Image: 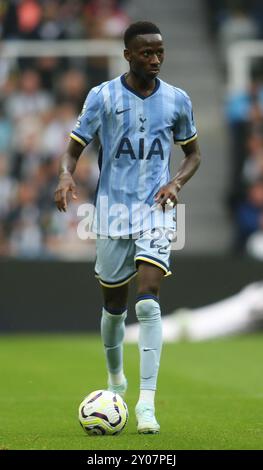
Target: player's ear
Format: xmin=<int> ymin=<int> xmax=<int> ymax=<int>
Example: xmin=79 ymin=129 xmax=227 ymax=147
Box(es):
xmin=124 ymin=48 xmax=131 ymax=63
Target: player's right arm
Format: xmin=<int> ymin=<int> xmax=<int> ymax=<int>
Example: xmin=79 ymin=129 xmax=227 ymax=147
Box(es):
xmin=55 ymin=86 xmax=102 ymax=212
xmin=54 ymin=139 xmax=83 ymax=212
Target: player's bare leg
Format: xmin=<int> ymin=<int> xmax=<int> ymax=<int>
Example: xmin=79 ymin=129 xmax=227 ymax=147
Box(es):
xmin=135 ymin=262 xmax=164 ymax=433
xmin=102 ymin=284 xmax=129 ymax=312
xmin=100 ymin=284 xmax=129 ymax=397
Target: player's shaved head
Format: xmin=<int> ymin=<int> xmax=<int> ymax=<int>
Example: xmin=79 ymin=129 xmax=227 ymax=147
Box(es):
xmin=124 ymin=21 xmax=162 ymax=48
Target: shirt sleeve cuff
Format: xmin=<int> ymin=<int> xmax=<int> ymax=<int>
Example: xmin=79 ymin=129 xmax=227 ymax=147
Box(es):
xmin=70 ymin=132 xmax=89 ymax=147
xmin=174 ymin=133 xmax=197 ymax=145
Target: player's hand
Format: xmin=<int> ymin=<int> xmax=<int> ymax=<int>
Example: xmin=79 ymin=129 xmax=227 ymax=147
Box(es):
xmin=154 ymin=181 xmax=181 ymax=210
xmin=54 ymin=173 xmax=77 ymax=212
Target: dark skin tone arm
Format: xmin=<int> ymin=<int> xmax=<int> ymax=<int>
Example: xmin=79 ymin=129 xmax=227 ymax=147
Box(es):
xmin=54 ymin=139 xmax=84 ymax=212
xmin=154 ymin=138 xmax=201 ymax=208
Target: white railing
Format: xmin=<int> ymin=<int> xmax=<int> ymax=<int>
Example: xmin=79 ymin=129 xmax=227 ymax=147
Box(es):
xmin=0 ymin=39 xmax=126 ymax=79
xmin=227 ymin=40 xmax=263 ymax=93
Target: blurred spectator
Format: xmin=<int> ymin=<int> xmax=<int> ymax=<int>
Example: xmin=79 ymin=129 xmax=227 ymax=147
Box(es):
xmin=219 ymin=7 xmax=258 ymax=46
xmin=236 ymin=178 xmax=263 ymax=252
xmin=45 ymin=188 xmax=96 ymax=261
xmin=225 ymin=72 xmax=263 ymax=254
xmin=5 ymin=69 xmax=53 ymax=120
xmin=243 ymin=133 xmax=263 ymax=183
xmin=11 ymin=114 xmax=44 ymax=180
xmin=37 ymin=0 xmax=65 ymax=40
xmin=8 ymin=180 xmax=43 ymax=258
xmin=0 ymin=152 xmax=17 ymax=218
xmin=35 ymin=157 xmax=60 ymax=211
xmin=17 ymin=0 xmax=42 ymax=39
xmin=203 ymin=0 xmax=263 ymax=40
xmin=1 ymin=0 xmax=20 ymax=39
xmin=251 ymin=0 xmax=263 ymax=38
xmin=225 ymin=84 xmax=254 ymax=214
xmin=56 ymin=69 xmax=87 ymax=110
xmin=58 ymin=0 xmax=86 ymax=40
xmin=41 ymin=100 xmax=78 ymax=158
xmin=218 ymin=7 xmax=259 ymax=65
xmin=0 ymin=104 xmax=13 ymax=152
xmin=36 ymin=57 xmax=63 ymax=91
xmin=84 ymin=0 xmax=129 ymax=39
xmin=74 ymin=150 xmax=100 ymax=201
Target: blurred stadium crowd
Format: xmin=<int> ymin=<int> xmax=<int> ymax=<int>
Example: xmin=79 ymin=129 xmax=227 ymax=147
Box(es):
xmin=0 ymin=0 xmax=129 ymax=40
xmin=205 ymin=0 xmax=263 ymax=257
xmin=0 ymin=0 xmax=129 ymax=259
xmin=1 ymin=0 xmax=263 ymax=259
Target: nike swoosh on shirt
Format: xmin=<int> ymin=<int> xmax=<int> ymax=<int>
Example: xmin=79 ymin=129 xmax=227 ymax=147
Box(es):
xmin=116 ymin=108 xmax=131 ymax=114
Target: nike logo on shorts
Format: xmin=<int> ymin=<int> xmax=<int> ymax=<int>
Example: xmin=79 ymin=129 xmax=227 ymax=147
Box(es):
xmin=116 ymin=108 xmax=131 ymax=114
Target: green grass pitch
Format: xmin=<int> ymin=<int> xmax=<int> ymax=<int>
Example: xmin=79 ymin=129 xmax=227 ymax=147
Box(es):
xmin=0 ymin=333 xmax=262 ymax=450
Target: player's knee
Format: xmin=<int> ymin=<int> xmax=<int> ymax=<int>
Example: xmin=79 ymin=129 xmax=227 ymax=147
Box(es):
xmin=135 ymin=297 xmax=160 ymax=322
xmin=102 ymin=285 xmax=128 ymax=314
xmin=104 ymin=300 xmax=127 ymax=314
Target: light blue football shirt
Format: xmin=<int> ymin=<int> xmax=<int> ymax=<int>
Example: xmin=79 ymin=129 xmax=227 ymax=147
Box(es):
xmin=70 ymin=74 xmax=197 ymax=236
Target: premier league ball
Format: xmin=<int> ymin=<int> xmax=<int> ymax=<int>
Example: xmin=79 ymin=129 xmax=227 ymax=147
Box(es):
xmin=78 ymin=390 xmax=128 ymax=435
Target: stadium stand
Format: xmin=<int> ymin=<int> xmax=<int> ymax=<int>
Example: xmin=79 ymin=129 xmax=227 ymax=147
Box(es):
xmin=203 ymin=0 xmax=263 ymax=256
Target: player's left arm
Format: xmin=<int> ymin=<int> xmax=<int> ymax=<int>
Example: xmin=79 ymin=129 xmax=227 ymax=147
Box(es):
xmin=154 ymin=138 xmax=201 ymax=208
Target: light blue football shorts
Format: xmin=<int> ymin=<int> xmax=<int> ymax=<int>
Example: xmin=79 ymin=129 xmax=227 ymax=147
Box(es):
xmin=94 ymin=228 xmax=175 ymax=288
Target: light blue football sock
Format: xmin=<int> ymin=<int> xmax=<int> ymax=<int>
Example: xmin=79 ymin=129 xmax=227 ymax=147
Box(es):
xmin=135 ymin=296 xmax=163 ymax=391
xmin=101 ymin=307 xmax=127 ymax=376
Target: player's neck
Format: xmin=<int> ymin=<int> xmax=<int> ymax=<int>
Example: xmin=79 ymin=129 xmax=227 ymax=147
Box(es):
xmin=125 ymin=72 xmax=156 ymax=97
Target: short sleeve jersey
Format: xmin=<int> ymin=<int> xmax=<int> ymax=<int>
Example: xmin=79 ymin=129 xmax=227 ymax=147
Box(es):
xmin=71 ymin=74 xmax=197 ymax=236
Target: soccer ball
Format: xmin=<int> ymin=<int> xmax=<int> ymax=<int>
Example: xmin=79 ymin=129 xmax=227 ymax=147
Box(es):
xmin=78 ymin=390 xmax=128 ymax=435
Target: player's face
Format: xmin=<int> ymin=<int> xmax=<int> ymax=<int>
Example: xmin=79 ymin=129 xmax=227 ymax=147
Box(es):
xmin=124 ymin=34 xmax=164 ymax=81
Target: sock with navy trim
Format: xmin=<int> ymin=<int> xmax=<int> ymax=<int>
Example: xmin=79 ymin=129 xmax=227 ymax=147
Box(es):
xmin=135 ymin=296 xmax=162 ymax=392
